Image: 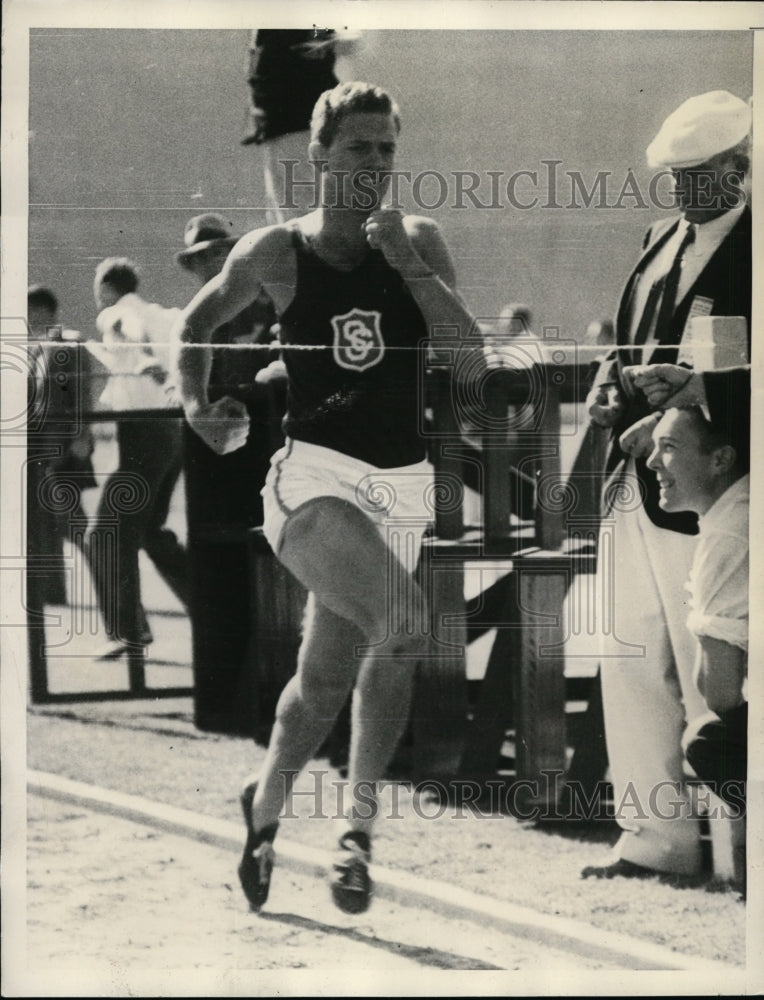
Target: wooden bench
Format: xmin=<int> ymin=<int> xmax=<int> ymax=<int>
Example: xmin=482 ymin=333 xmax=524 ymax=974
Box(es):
xmin=405 ymin=358 xmax=603 ymax=804
xmin=410 ymin=535 xmax=597 ymax=807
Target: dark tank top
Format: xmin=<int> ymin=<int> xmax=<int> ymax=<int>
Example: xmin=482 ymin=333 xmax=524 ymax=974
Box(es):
xmin=278 ymin=228 xmax=428 ymax=468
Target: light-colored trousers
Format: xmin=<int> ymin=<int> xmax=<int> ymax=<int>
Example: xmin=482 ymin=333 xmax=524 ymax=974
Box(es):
xmin=597 ymin=468 xmax=706 ymax=874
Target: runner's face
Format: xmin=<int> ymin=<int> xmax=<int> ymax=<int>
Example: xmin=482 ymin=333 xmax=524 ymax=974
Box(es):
xmin=321 ymin=112 xmax=397 ymax=211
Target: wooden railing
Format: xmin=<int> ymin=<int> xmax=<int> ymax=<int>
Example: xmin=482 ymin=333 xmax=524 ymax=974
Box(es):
xmin=408 ymin=359 xmax=607 ymax=806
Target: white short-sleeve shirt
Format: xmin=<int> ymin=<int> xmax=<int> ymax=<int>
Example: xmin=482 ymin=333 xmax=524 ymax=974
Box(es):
xmin=686 ymin=474 xmax=749 ymax=652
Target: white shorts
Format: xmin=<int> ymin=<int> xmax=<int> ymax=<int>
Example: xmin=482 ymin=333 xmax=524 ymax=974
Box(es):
xmin=262 ymin=439 xmax=435 ymax=574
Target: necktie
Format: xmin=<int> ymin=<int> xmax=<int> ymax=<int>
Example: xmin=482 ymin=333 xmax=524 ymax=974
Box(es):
xmin=633 ymin=223 xmax=696 ymax=354
xmin=652 ymin=222 xmax=696 ymax=347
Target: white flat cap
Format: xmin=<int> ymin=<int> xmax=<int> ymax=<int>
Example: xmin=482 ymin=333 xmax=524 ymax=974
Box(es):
xmin=646 ymin=90 xmax=751 ymax=169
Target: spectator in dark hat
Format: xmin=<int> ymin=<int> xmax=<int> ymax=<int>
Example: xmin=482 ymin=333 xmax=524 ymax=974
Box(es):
xmin=175 ymin=212 xmax=278 ymax=389
xmin=175 ymin=213 xmax=238 ymax=278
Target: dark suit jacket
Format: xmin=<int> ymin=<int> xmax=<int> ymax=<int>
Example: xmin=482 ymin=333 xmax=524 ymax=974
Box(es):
xmin=592 ymin=206 xmax=752 ymax=533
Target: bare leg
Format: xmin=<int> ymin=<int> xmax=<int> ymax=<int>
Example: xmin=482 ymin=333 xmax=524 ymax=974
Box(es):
xmin=251 ymin=496 xmax=427 ymax=834
xmin=251 ymin=594 xmax=364 ymax=830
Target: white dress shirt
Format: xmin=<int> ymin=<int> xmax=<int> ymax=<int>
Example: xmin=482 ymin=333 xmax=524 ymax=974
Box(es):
xmin=629 ymin=204 xmax=745 ymax=346
xmin=96 ymin=292 xmax=181 ymax=410
xmin=685 ymin=473 xmax=749 ymax=651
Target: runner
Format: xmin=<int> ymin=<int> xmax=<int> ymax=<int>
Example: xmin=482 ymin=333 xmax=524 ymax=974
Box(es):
xmin=175 ymin=81 xmax=482 ymax=914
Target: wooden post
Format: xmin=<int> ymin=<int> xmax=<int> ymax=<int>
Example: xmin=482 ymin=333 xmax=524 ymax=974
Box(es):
xmin=26 ymin=591 xmax=49 ymax=704
xmin=512 ymin=559 xmax=569 ymax=809
xmin=534 ymin=379 xmax=564 ymax=551
xmin=482 ymin=370 xmax=512 ymax=545
xmin=457 ymin=563 xmax=519 ymax=783
xmin=427 ymin=366 xmax=464 ymax=541
xmin=411 ymin=540 xmax=468 ymax=781
xmin=456 ymin=550 xmax=571 ymax=810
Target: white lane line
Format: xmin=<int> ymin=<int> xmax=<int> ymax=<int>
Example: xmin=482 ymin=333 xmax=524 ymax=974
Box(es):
xmin=27 ymin=768 xmax=744 ymax=977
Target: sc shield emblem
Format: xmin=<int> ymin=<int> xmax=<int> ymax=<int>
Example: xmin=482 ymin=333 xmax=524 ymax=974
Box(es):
xmin=331 ymin=309 xmax=385 ymax=372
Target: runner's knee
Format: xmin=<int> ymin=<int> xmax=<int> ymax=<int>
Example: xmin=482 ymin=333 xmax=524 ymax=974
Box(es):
xmin=278 ymin=497 xmax=428 ymax=643
xmin=280 ymin=598 xmax=364 ymax=719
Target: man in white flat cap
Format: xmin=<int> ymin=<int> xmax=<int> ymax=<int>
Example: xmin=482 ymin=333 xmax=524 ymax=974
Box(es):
xmin=583 ymin=91 xmax=751 ymax=881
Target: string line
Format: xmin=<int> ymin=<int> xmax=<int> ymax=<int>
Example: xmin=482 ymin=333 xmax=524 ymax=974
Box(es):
xmin=26 ymin=340 xmax=729 ymax=354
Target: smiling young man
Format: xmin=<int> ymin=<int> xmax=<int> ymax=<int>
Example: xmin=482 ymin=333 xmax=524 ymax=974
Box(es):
xmin=175 ymin=82 xmax=481 ymax=915
xmin=646 ymin=406 xmax=749 ymax=826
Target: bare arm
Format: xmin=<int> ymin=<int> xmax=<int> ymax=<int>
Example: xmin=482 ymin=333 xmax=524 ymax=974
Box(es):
xmin=174 ymin=227 xmax=292 ymax=453
xmin=694 ymin=636 xmax=747 ymax=715
xmin=176 ymin=243 xmax=264 ymax=408
xmin=364 ymin=211 xmax=482 ymax=373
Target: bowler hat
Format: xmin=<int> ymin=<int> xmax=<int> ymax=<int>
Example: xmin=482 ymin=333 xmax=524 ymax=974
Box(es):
xmin=175 ymin=213 xmax=238 ymax=269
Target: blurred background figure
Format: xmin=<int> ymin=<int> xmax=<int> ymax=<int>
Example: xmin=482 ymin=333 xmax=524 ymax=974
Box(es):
xmin=175 ymin=213 xmax=281 ymax=734
xmin=497 ymin=302 xmax=534 ymax=338
xmin=242 ymin=28 xmax=360 ymax=223
xmin=494 ymin=302 xmax=542 ymax=363
xmin=479 ymin=303 xmax=540 ymax=371
xmin=585 ymin=318 xmax=615 ymax=347
xmin=87 ymin=258 xmax=188 ymax=659
xmin=585 ymin=319 xmax=616 ymax=374
xmin=27 ymin=285 xmax=96 ymax=608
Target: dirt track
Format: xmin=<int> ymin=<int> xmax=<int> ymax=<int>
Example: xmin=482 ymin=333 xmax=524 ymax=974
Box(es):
xmin=24 ymin=794 xmax=623 ymax=992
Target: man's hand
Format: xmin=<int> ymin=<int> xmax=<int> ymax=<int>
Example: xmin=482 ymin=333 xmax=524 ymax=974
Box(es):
xmin=364 ymin=209 xmax=423 ymax=275
xmin=586 ymin=382 xmax=625 ymax=428
xmin=618 ymin=412 xmax=661 ymax=459
xmin=185 ymin=396 xmax=250 ymax=455
xmin=622 ymin=363 xmax=701 ymax=409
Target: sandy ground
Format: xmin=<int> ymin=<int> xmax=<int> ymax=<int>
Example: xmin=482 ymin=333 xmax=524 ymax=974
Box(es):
xmin=24 ymin=794 xmax=621 ymax=985
xmin=23 ymin=705 xmax=749 ymax=974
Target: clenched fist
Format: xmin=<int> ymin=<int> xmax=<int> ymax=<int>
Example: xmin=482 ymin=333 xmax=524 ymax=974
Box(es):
xmin=364 ymin=209 xmax=420 ymax=273
xmin=622 ymin=364 xmax=700 ymax=409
